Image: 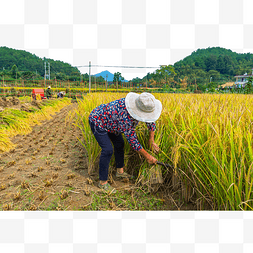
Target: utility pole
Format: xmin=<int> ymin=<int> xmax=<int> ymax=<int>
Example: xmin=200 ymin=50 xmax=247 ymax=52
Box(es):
xmin=89 ymin=61 xmax=91 ymax=93
xmin=44 ymin=61 xmax=51 ymax=88
xmin=44 ymin=62 xmax=47 ymax=80
xmin=44 ymin=61 xmax=46 ymax=88
xmin=44 ymin=61 xmax=50 ymax=80
xmin=95 ymin=75 xmax=96 ymax=92
xmin=106 ymin=74 xmax=108 ymax=92
xmin=48 ymin=62 xmax=50 ymax=80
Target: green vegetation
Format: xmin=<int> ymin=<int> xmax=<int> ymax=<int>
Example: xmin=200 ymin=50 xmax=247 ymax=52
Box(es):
xmin=83 ymin=190 xmax=165 ymax=211
xmin=0 ymin=46 xmax=81 ymax=81
xmin=138 ymin=47 xmax=253 ymax=92
xmin=2 ymin=46 xmax=253 ymax=93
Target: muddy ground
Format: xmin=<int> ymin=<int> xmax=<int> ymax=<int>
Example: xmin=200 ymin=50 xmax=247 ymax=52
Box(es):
xmin=0 ymin=103 xmax=196 ymax=211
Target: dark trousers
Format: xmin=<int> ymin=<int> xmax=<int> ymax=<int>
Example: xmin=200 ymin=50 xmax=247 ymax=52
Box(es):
xmin=89 ymin=120 xmax=124 ymax=181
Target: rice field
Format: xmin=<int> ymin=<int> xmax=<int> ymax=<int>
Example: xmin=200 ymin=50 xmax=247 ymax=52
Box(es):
xmin=74 ymin=93 xmax=253 ymax=210
xmin=0 ymin=98 xmax=72 ymax=152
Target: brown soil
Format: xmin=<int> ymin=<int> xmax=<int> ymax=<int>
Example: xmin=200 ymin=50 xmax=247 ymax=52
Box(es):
xmin=0 ymin=103 xmax=135 ymax=211
xmin=0 ymin=103 xmax=197 ymax=211
xmin=0 ymin=96 xmax=43 ymax=112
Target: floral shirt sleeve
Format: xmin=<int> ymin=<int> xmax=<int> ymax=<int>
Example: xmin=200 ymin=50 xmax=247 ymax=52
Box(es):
xmin=89 ymin=98 xmax=156 ymax=151
xmin=146 ymin=122 xmax=156 ymax=132
xmin=122 ymin=126 xmax=142 ymax=151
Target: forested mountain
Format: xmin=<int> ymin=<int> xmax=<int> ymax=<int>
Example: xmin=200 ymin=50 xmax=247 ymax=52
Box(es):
xmin=0 ymin=47 xmax=80 ymax=80
xmin=2 ymin=46 xmax=253 ymax=91
xmin=139 ymin=47 xmax=253 ymax=91
xmin=174 ymin=47 xmax=253 ymax=79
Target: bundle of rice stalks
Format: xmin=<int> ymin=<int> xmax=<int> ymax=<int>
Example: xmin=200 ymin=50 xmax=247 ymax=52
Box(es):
xmin=29 ymin=204 xmax=37 ymax=211
xmin=3 ymin=203 xmax=12 ymax=211
xmin=60 ymin=190 xmax=68 ymax=200
xmin=137 ymin=163 xmax=164 ymax=192
xmin=13 ymin=191 xmax=21 ymax=201
xmin=44 ymin=179 xmax=53 ymax=187
xmin=21 ymin=181 xmax=30 ymax=190
xmin=67 ymin=173 xmax=75 ymax=180
xmin=38 ymin=190 xmax=45 ymax=201
xmin=0 ymin=184 xmax=7 ymax=191
xmin=0 ymin=130 xmax=14 ymax=152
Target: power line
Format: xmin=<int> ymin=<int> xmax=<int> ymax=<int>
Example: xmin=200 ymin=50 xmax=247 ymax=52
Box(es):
xmin=75 ymin=65 xmax=159 ymax=69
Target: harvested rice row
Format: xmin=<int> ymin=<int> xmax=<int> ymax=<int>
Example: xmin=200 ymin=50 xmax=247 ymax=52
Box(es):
xmin=0 ymin=98 xmax=71 ymax=152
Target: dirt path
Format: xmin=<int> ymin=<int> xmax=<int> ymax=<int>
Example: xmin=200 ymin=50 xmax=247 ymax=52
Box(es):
xmin=0 ymin=103 xmax=196 ymax=211
xmin=0 ymin=103 xmax=136 ymax=211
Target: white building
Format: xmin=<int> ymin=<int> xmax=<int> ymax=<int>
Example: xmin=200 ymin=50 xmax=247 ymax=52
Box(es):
xmin=234 ymin=69 xmax=253 ymax=88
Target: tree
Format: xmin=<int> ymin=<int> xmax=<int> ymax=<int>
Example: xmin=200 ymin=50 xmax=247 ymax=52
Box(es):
xmin=195 ymin=58 xmax=206 ymax=69
xmin=149 ymin=78 xmax=156 ymax=88
xmin=156 ymin=65 xmax=176 ymax=88
xmin=113 ymin=72 xmax=124 ymax=83
xmin=21 ymin=71 xmax=36 ymax=80
xmin=245 ymin=76 xmax=253 ymax=94
xmin=179 ymin=77 xmax=188 ymax=89
xmin=208 ymin=70 xmax=220 ymax=82
xmin=216 ymin=56 xmax=225 ymax=74
xmin=205 ymin=55 xmax=217 ymax=71
xmin=131 ymin=77 xmax=141 ymax=87
xmin=56 ymin=72 xmax=67 ymax=80
xmin=11 ymin=64 xmax=18 ymax=78
xmin=96 ymin=76 xmax=105 ymax=83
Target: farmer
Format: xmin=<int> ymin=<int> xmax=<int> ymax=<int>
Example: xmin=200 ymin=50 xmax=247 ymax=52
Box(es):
xmin=89 ymin=92 xmax=162 ymax=192
xmin=45 ymin=86 xmax=52 ymax=99
xmin=57 ymin=91 xmax=64 ymax=98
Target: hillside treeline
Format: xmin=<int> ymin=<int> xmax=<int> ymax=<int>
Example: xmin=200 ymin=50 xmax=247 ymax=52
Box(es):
xmin=138 ymin=47 xmax=253 ymax=92
xmin=0 ymin=47 xmax=81 ymax=81
xmin=2 ymin=46 xmax=253 ymax=92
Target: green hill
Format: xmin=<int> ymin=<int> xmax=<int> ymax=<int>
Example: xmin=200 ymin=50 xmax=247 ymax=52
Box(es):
xmin=139 ymin=47 xmax=253 ymax=92
xmin=0 ymin=47 xmax=80 ymax=80
xmin=174 ymin=47 xmax=253 ymax=76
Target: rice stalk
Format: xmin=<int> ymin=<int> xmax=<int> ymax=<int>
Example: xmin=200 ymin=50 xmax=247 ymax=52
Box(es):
xmin=73 ymin=92 xmax=253 ymax=210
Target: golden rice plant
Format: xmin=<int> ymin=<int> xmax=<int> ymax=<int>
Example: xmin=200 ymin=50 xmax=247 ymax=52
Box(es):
xmin=74 ymin=92 xmax=253 ymax=210
xmin=72 ymin=93 xmax=125 ymax=174
xmin=155 ymin=93 xmax=253 ymax=210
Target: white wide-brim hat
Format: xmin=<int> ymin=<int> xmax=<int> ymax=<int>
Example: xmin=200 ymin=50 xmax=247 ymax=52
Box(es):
xmin=125 ymin=92 xmax=162 ymax=123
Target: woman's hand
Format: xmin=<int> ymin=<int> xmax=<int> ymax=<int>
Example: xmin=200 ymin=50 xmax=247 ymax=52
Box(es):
xmin=138 ymin=148 xmax=157 ymax=165
xmin=149 ymin=141 xmax=160 ymax=153
xmin=148 ymin=131 xmax=160 ymax=153
xmin=146 ymin=154 xmax=158 ymax=165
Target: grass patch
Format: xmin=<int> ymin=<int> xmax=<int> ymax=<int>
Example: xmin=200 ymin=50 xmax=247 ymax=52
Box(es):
xmin=83 ymin=189 xmax=165 ymax=211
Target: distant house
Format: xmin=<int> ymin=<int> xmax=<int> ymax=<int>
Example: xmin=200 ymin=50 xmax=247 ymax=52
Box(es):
xmin=220 ymin=82 xmax=235 ymax=89
xmin=234 ymin=69 xmax=253 ymax=88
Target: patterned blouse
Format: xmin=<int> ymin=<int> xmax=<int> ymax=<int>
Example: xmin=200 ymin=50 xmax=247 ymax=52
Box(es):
xmin=89 ymin=98 xmax=156 ymax=151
